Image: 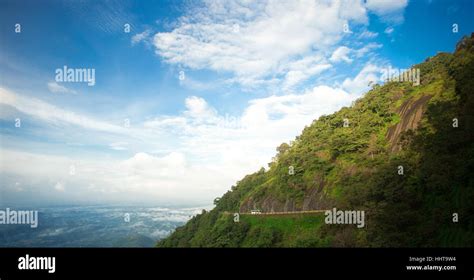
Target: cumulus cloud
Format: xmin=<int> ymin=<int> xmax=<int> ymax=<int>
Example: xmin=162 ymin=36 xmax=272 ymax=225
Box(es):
xmin=281 ymin=55 xmax=332 ymax=90
xmin=183 ymin=96 xmax=218 ymax=121
xmin=241 ymin=85 xmax=356 ymax=132
xmin=152 ymin=0 xmax=372 ymax=88
xmin=365 ymin=0 xmax=409 ymax=23
xmin=0 ymin=1 xmax=411 ymax=206
xmin=342 ymin=63 xmax=383 ymax=94
xmin=149 ymin=0 xmax=410 ymax=91
xmin=1 ymin=83 xmax=360 ymax=205
xmin=365 ymin=0 xmax=409 ymax=14
xmin=144 ymin=85 xmax=359 ymax=179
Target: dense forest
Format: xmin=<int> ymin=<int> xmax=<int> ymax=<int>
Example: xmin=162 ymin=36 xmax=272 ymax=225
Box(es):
xmin=157 ymin=34 xmax=474 ymax=247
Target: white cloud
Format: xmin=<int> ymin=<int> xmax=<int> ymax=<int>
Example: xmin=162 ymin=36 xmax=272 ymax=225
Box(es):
xmin=330 ymin=46 xmax=353 ymax=63
xmin=153 ymin=0 xmax=370 ymax=88
xmin=1 ymin=83 xmax=360 ymax=205
xmin=150 ymin=0 xmax=410 ymax=90
xmin=47 ymin=82 xmax=77 ymax=94
xmin=183 ymin=96 xmax=218 ymax=121
xmin=241 ymin=85 xmax=356 ymax=131
xmin=145 ymin=85 xmax=358 ymax=177
xmin=354 ymin=42 xmax=383 ymax=58
xmin=365 ymin=0 xmax=408 ymax=14
xmin=0 ymin=148 xmax=234 ymax=205
xmin=121 ymin=152 xmax=186 ymax=176
xmin=384 ymin=26 xmax=394 ymax=34
xmin=0 ymin=87 xmax=124 ymax=134
xmin=358 ymin=29 xmax=378 ymax=39
xmin=143 ymin=116 xmax=187 ymax=130
xmin=1 ymin=1 xmax=413 ymax=207
xmin=365 ymin=0 xmax=409 ymax=23
xmin=281 ymin=55 xmax=332 ymax=90
xmin=342 ymin=63 xmax=383 ymax=94
xmin=131 ymin=29 xmax=151 ymax=45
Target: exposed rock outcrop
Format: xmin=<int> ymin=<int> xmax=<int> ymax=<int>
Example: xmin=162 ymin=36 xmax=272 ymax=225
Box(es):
xmin=239 ymin=178 xmax=331 ymax=213
xmin=387 ymin=95 xmax=432 ymax=152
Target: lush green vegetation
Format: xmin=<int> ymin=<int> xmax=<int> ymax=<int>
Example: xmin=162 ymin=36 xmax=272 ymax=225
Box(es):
xmin=157 ymin=212 xmax=330 ymax=247
xmin=158 ymin=34 xmax=474 ymax=248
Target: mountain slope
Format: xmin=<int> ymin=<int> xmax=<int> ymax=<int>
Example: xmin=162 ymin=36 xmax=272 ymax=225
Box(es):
xmin=157 ymin=34 xmax=474 ymax=247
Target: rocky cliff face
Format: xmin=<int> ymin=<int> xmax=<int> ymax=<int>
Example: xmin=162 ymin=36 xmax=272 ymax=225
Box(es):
xmin=387 ymin=95 xmax=432 ymax=152
xmin=239 ymin=182 xmax=331 ymax=213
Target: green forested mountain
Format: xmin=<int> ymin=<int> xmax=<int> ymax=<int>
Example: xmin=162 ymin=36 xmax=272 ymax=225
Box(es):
xmin=157 ymin=34 xmax=474 ymax=248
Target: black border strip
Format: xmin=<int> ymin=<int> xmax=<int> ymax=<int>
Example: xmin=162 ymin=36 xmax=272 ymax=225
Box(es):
xmin=0 ymin=248 xmax=472 ymax=279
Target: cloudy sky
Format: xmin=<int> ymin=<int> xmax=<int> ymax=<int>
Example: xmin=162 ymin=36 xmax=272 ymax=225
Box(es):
xmin=1 ymin=0 xmax=473 ymax=206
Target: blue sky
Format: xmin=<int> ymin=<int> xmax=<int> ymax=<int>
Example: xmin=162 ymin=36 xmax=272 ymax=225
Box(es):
xmin=1 ymin=0 xmax=473 ymax=206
